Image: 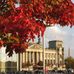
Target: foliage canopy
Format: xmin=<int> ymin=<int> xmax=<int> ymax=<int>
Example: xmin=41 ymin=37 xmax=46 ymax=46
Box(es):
xmin=0 ymin=0 xmax=74 ymax=56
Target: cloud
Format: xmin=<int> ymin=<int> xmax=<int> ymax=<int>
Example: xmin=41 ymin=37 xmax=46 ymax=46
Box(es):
xmin=43 ymin=25 xmax=74 ymax=58
xmin=32 ymin=25 xmax=74 ymax=58
xmin=71 ymin=0 xmax=74 ymax=3
xmin=44 ymin=25 xmax=67 ymax=41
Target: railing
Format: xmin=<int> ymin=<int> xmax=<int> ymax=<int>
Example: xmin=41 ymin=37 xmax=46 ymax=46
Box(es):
xmin=0 ymin=70 xmax=72 ymax=74
xmin=0 ymin=71 xmax=42 ymax=74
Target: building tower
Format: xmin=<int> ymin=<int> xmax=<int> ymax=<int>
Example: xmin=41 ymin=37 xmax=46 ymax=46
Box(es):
xmin=68 ymin=48 xmax=70 ymax=57
xmin=48 ymin=40 xmax=64 ymax=68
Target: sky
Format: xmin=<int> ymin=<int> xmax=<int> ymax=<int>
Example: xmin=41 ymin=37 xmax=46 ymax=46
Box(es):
xmin=44 ymin=25 xmax=74 ymax=58
xmin=72 ymin=0 xmax=74 ymax=3
xmin=0 ymin=47 xmax=18 ymax=62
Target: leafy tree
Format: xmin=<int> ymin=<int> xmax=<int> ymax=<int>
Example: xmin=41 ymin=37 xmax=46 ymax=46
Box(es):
xmin=0 ymin=0 xmax=74 ymax=56
xmin=65 ymin=57 xmax=74 ymax=69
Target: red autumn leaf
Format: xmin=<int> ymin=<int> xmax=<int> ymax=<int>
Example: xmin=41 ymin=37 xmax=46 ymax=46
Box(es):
xmin=0 ymin=0 xmax=74 ymax=56
xmin=0 ymin=40 xmax=4 ymax=48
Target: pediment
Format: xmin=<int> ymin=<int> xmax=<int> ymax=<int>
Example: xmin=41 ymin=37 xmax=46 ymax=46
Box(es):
xmin=28 ymin=43 xmax=42 ymax=49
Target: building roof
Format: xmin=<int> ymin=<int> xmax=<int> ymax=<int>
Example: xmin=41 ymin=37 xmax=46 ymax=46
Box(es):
xmin=28 ymin=43 xmax=43 ymax=49
xmin=49 ymin=40 xmax=63 ymax=42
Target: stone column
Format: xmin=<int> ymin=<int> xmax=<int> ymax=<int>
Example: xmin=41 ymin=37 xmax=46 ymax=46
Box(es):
xmin=26 ymin=52 xmax=28 ymax=63
xmin=32 ymin=52 xmax=34 ymax=64
xmin=46 ymin=53 xmax=48 ymax=65
xmin=36 ymin=52 xmax=39 ymax=63
xmin=38 ymin=52 xmax=40 ymax=62
xmin=56 ymin=51 xmax=58 ymax=67
xmin=40 ymin=52 xmax=42 ymax=61
xmin=17 ymin=53 xmax=23 ymax=71
xmin=30 ymin=52 xmax=33 ymax=63
xmin=22 ymin=53 xmax=25 ymax=63
xmin=29 ymin=52 xmax=31 ymax=63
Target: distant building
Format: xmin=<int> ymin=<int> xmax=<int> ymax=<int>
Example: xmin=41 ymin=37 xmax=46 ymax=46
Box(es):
xmin=0 ymin=61 xmax=17 ymax=72
xmin=0 ymin=61 xmax=5 ymax=72
xmin=49 ymin=40 xmax=63 ymax=49
xmin=5 ymin=61 xmax=17 ymax=72
xmin=21 ymin=40 xmax=65 ymax=70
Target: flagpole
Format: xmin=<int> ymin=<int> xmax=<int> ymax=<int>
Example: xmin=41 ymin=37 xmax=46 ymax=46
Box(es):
xmin=42 ymin=25 xmax=52 ymax=74
xmin=42 ymin=33 xmax=45 ymax=74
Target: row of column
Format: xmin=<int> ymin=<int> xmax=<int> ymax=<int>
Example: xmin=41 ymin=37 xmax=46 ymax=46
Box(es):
xmin=22 ymin=52 xmax=43 ymax=64
xmin=45 ymin=53 xmax=57 ymax=65
xmin=22 ymin=52 xmax=58 ymax=65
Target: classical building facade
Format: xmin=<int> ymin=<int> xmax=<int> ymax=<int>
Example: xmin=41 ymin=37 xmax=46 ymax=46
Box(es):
xmin=21 ymin=40 xmax=65 ymax=70
xmin=0 ymin=40 xmax=65 ymax=71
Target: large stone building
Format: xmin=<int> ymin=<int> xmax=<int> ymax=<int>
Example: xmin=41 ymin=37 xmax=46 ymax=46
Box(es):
xmin=0 ymin=40 xmax=65 ymax=72
xmin=0 ymin=61 xmax=5 ymax=72
xmin=21 ymin=40 xmax=65 ymax=70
